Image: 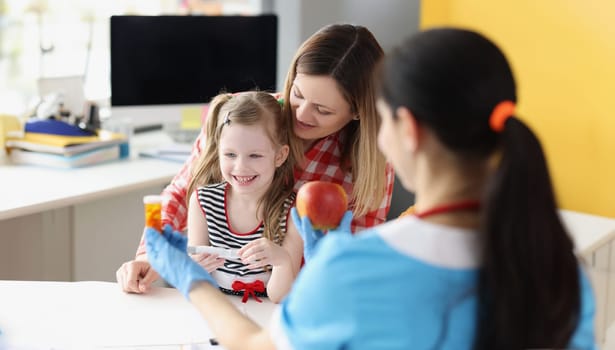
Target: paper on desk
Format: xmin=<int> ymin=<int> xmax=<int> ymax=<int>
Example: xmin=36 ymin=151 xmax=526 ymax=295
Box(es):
xmin=180 ymin=107 xmax=203 ymax=130
xmin=139 ymin=143 xmax=192 ymax=163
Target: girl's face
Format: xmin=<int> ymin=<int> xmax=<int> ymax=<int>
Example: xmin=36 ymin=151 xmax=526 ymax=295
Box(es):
xmin=218 ymin=122 xmax=289 ymax=197
xmin=290 ymin=74 xmax=354 ymax=144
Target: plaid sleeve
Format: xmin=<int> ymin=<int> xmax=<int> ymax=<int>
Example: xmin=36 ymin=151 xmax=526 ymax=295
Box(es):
xmin=135 ymin=127 xmax=207 ymax=257
xmin=350 ymin=162 xmax=395 ymax=232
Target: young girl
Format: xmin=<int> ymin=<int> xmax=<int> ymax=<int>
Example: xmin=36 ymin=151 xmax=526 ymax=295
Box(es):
xmin=184 ymin=91 xmax=303 ymax=303
xmin=145 ymin=28 xmax=596 ymax=349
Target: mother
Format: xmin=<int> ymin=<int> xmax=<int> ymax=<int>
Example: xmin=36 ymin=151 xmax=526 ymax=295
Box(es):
xmin=117 ymin=23 xmax=395 ymax=293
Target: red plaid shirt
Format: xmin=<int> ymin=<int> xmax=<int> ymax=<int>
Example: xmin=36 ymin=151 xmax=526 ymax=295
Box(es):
xmin=136 ymin=127 xmax=394 ymax=257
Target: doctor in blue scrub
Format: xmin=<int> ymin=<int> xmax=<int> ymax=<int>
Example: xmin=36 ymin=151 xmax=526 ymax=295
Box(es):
xmin=145 ymin=28 xmax=597 ymax=349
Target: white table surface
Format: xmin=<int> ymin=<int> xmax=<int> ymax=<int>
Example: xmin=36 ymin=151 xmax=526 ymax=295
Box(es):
xmin=0 ymin=131 xmax=184 ymax=221
xmin=0 ymin=280 xmax=276 ymax=349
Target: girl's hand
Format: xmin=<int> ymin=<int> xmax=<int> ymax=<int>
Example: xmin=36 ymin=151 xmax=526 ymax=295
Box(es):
xmin=190 ymin=252 xmax=226 ymax=273
xmin=238 ymin=238 xmax=290 ymax=270
xmin=145 ymin=226 xmax=218 ymax=299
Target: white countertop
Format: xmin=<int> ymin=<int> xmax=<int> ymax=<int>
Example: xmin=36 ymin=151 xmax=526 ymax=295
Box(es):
xmin=0 ymin=280 xmax=276 ymax=349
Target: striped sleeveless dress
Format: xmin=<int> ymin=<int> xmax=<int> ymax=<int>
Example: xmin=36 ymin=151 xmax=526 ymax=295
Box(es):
xmin=196 ymin=182 xmax=295 ymax=300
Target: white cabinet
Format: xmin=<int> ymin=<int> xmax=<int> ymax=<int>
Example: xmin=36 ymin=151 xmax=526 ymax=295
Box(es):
xmin=561 ymin=210 xmax=615 ymax=346
xmin=0 ymin=186 xmax=164 ymax=281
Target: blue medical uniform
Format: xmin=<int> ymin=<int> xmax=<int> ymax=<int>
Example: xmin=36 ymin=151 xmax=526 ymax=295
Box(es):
xmin=269 ymin=216 xmax=597 ymax=350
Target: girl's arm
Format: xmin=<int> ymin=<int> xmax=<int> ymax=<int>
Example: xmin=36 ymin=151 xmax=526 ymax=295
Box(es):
xmin=188 ymin=190 xmax=225 ymax=273
xmin=187 ymin=190 xmax=210 ymax=246
xmin=238 ymin=220 xmax=303 ymax=303
xmin=264 ymin=221 xmax=303 ymax=303
xmin=189 ymin=281 xmax=276 ymax=350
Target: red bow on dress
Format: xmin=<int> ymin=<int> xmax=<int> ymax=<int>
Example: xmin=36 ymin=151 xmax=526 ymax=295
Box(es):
xmin=232 ymin=280 xmax=265 ymax=303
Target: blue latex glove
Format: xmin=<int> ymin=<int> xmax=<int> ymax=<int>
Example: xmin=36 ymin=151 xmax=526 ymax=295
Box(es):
xmin=290 ymin=208 xmax=353 ymax=262
xmin=145 ymin=225 xmax=218 ymax=299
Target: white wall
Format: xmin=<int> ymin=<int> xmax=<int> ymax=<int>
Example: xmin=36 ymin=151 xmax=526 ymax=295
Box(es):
xmin=273 ymin=0 xmax=421 ymax=90
xmin=272 ymin=0 xmax=420 ymax=218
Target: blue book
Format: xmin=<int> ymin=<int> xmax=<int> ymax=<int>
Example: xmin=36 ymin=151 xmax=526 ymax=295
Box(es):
xmin=7 ymin=144 xmax=126 ymax=169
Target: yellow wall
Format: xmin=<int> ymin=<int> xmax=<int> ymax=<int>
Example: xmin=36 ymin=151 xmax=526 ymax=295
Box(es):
xmin=420 ymin=0 xmax=615 ymax=218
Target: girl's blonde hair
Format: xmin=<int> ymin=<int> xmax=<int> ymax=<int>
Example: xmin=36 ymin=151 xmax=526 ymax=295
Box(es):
xmin=281 ymin=24 xmax=387 ymax=217
xmin=187 ymin=91 xmax=295 ymax=244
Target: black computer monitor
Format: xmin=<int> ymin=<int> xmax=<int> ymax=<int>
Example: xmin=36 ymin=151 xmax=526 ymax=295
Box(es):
xmin=110 ymin=15 xmax=278 ymax=127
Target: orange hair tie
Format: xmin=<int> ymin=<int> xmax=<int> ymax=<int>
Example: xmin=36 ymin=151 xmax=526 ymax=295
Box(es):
xmin=489 ymin=100 xmax=515 ymax=132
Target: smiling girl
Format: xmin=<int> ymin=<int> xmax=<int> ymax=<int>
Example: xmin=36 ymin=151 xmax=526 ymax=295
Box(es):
xmin=184 ymin=91 xmax=302 ymax=303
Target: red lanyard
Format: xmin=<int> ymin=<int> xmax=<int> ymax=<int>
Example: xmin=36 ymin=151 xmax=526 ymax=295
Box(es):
xmin=413 ymin=200 xmax=481 ymax=219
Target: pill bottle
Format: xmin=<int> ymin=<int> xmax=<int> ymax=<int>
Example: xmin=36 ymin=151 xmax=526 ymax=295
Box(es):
xmin=143 ymin=195 xmax=163 ymax=231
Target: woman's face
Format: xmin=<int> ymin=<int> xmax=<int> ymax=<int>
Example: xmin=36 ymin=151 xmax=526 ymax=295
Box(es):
xmin=376 ymin=98 xmax=415 ymax=191
xmin=289 ymin=74 xmax=354 ymax=144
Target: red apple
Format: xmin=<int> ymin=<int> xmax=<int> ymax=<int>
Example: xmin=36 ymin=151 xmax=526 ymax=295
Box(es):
xmin=296 ymin=181 xmax=348 ymax=230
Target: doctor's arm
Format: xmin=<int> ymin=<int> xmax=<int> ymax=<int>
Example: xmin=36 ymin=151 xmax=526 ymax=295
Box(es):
xmin=190 ymin=281 xmax=276 ymax=349
xmin=146 ymin=226 xmax=276 ymax=350
xmin=146 ymin=223 xmax=354 ymax=350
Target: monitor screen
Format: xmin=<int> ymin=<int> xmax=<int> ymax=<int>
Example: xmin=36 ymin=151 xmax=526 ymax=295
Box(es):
xmin=109 ymin=15 xmax=278 ymax=127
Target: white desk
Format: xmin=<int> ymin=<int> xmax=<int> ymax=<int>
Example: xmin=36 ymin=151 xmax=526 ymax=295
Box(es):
xmin=0 ymin=280 xmax=276 ymax=349
xmin=0 ymin=131 xmax=184 ymax=282
xmin=0 ymin=131 xmax=182 ymax=220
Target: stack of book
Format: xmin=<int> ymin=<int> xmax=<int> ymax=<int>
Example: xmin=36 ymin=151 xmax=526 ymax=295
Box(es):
xmin=5 ymin=121 xmax=129 ymax=169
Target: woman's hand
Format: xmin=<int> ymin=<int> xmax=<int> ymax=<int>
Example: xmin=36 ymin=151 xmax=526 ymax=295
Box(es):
xmin=116 ymin=259 xmax=159 ymax=294
xmin=190 ymin=253 xmax=226 ymax=273
xmin=238 ymin=238 xmax=290 ymax=270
